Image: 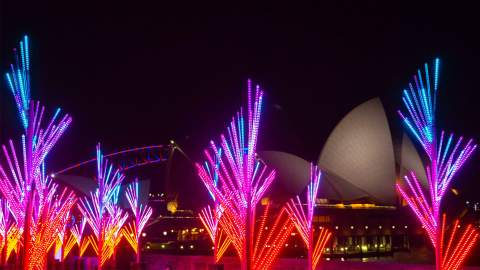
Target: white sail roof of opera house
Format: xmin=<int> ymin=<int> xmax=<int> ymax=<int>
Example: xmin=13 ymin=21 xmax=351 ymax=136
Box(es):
xmin=261 ymin=98 xmax=426 ymax=206
xmin=259 ymin=151 xmax=375 ymax=201
xmin=317 ymin=97 xmax=396 ymax=204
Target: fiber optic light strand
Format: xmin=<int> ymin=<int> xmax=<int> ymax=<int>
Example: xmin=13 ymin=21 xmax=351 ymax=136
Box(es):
xmin=0 ymin=36 xmax=76 ymax=270
xmin=397 ymin=58 xmax=478 ymax=270
xmin=197 ymin=80 xmax=287 ymax=270
xmin=199 ymin=204 xmax=231 ymax=262
xmin=285 ymin=165 xmax=331 ymax=270
xmin=123 ymin=178 xmax=153 ymax=263
xmin=77 ymin=144 xmax=128 ymax=269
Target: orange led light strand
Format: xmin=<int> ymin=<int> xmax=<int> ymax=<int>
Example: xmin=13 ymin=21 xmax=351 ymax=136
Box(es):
xmin=286 ymin=165 xmax=330 ymax=270
xmin=438 ymin=214 xmax=479 ymax=270
xmin=252 ymin=206 xmax=294 ymax=270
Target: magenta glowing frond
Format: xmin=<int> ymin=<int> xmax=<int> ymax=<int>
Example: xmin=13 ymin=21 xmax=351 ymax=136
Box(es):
xmin=286 ymin=165 xmax=321 ymax=244
xmin=78 ymin=144 xmax=125 ymax=239
xmin=77 ymin=144 xmax=128 ymax=269
xmin=199 ymin=205 xmax=220 ymax=242
xmin=0 ymin=102 xmax=72 ymax=229
xmin=397 ymin=59 xmax=478 ymax=270
xmin=199 ymin=204 xmax=231 ymax=262
xmin=0 ymin=36 xmax=76 ymax=270
xmin=196 ymin=80 xmax=277 ymax=268
xmin=125 ymin=179 xmax=152 ymax=239
xmin=432 ymin=132 xmax=476 ymax=202
xmin=286 ymin=165 xmax=330 ymax=270
xmin=124 ymin=179 xmax=152 ymax=262
xmin=398 ymin=59 xmax=476 ymax=210
xmin=0 ymin=107 xmax=72 ymax=270
xmin=85 ymin=201 xmax=128 ymax=268
xmin=397 ymin=172 xmax=436 ymax=246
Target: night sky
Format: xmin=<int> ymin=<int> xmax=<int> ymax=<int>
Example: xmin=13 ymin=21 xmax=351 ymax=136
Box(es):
xmin=1 ymin=1 xmax=480 ymax=209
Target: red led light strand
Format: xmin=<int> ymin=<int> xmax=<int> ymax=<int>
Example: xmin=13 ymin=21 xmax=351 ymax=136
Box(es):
xmin=440 ymin=215 xmax=479 ymax=270
xmin=251 ymin=206 xmax=294 ymax=270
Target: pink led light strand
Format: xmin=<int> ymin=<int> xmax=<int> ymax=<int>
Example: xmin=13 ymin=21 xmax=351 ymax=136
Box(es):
xmin=397 ymin=59 xmax=478 ymax=270
xmin=77 ymin=144 xmax=129 ymax=269
xmin=0 ymin=36 xmax=75 ymax=270
xmin=196 ymin=80 xmax=279 ymax=270
xmin=285 ymin=165 xmax=331 ymax=270
xmin=123 ymin=178 xmax=153 ymax=264
xmin=199 ymin=205 xmax=231 ymax=262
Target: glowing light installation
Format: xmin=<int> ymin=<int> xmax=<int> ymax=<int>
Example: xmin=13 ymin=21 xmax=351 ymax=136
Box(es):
xmin=0 ymin=199 xmax=14 ymax=265
xmin=62 ymin=217 xmax=87 ymax=261
xmin=70 ymin=217 xmax=89 ymax=258
xmin=4 ymin=224 xmax=21 ymax=264
xmin=78 ymin=144 xmax=129 ymax=269
xmin=397 ymin=58 xmax=478 ymax=270
xmin=199 ymin=148 xmax=232 ymax=263
xmin=439 ymin=214 xmax=479 ymax=270
xmin=0 ymin=200 xmax=21 ymax=266
xmin=123 ymin=179 xmax=153 ymax=263
xmin=199 ymin=205 xmax=231 ymax=262
xmin=251 ymin=204 xmax=294 ymax=270
xmin=0 ymin=35 xmax=76 ymax=270
xmin=54 ymin=211 xmax=73 ymax=262
xmin=197 ymin=80 xmax=293 ymax=269
xmin=286 ymin=165 xmax=331 ymax=270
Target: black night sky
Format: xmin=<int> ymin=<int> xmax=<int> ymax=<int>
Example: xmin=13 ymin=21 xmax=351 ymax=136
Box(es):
xmin=1 ymin=1 xmax=480 ymax=209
